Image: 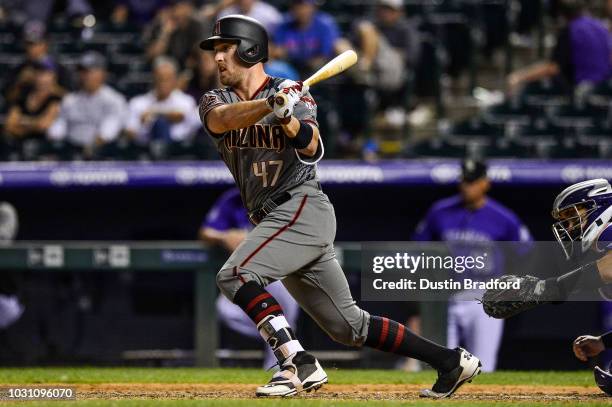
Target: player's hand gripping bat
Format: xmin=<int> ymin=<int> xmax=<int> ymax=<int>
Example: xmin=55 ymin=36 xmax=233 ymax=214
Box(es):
xmin=274 ymin=50 xmax=358 ymax=108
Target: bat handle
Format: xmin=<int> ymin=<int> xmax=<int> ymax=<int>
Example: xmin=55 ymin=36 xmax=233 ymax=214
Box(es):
xmin=274 ymin=93 xmax=289 ymax=108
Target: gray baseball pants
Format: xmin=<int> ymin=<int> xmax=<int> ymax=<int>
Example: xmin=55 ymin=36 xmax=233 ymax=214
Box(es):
xmin=216 ymin=180 xmax=370 ymax=347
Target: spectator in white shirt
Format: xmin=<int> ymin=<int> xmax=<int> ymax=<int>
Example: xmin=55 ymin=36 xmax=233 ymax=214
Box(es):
xmin=217 ymin=0 xmax=282 ymax=34
xmin=125 ymin=56 xmax=200 ymax=146
xmin=48 ymin=51 xmax=127 ymax=157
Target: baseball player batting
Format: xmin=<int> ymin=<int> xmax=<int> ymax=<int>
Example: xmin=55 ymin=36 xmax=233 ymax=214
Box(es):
xmin=198 ymin=14 xmax=481 ymax=398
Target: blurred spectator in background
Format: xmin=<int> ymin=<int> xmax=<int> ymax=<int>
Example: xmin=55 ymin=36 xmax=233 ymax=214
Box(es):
xmin=5 ymin=61 xmax=62 ymax=157
xmin=186 ymin=51 xmax=220 ymax=102
xmin=264 ymin=56 xmax=299 ymax=81
xmin=111 ymin=0 xmax=169 ymax=27
xmin=145 ymin=0 xmax=204 ymax=70
xmin=272 ymin=0 xmax=341 ymax=75
xmin=48 ymin=51 xmax=126 ymax=158
xmin=199 ymin=188 xmax=299 ymax=369
xmin=4 ymin=0 xmax=91 ymax=25
xmin=0 ymin=202 xmax=24 ymax=331
xmin=413 ymin=159 xmax=532 ymax=372
xmin=4 ymin=22 xmax=73 ymax=104
xmin=339 ymin=0 xmax=420 ymax=150
xmin=507 ymin=0 xmax=612 ymax=94
xmin=125 ymin=56 xmax=199 ymax=148
xmin=218 ymin=0 xmax=282 ymax=34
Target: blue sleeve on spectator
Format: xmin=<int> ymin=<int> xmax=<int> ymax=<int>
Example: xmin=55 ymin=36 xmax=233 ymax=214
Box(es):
xmin=318 ymin=13 xmax=339 ymax=57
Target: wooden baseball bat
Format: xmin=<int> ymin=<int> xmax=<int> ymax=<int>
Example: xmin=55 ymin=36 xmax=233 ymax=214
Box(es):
xmin=275 ymin=50 xmax=358 ymax=107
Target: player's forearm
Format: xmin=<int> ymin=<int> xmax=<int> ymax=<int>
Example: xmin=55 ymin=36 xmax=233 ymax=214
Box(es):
xmin=596 ymin=250 xmax=612 ymax=283
xmin=281 ymin=116 xmax=319 ymax=157
xmin=207 ymin=99 xmax=271 ymax=134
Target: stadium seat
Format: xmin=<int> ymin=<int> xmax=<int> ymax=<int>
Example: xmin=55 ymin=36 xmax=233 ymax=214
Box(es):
xmin=116 ymin=73 xmax=152 ymax=99
xmin=483 ymin=139 xmax=532 ymax=158
xmin=515 ymin=119 xmax=568 ymax=143
xmin=410 ymin=138 xmax=466 ymax=158
xmin=450 ymin=118 xmax=504 ymax=140
xmin=0 ymin=40 xmax=22 ymax=53
xmin=482 ymin=100 xmax=538 ymax=127
xmin=56 ymin=42 xmax=84 ymax=54
xmin=547 ymin=104 xmax=603 ymax=132
xmin=586 ymin=79 xmax=612 ymax=109
xmin=115 ymin=43 xmax=146 ymax=56
xmin=94 ymin=139 xmax=149 ymax=161
xmin=521 ymin=79 xmax=570 ymax=108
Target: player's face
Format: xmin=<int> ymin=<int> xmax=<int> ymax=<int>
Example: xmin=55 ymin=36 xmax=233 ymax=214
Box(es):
xmin=213 ymin=41 xmax=245 ymax=87
xmin=459 ymin=178 xmax=490 ymax=206
xmin=553 ymin=204 xmax=589 ymax=239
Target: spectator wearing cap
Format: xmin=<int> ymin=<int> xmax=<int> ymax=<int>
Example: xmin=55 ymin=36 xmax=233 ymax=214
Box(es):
xmin=4 ymin=23 xmax=73 ymax=104
xmin=5 ymin=61 xmax=62 ymax=157
xmin=217 ymin=0 xmax=282 ymax=34
xmin=48 ymin=52 xmax=127 ymax=157
xmin=507 ymin=0 xmax=612 ymax=94
xmin=272 ymin=0 xmax=342 ymax=75
xmin=412 ymin=159 xmax=532 ymax=372
xmin=125 ymin=56 xmax=200 ymax=147
xmin=145 ymin=0 xmax=204 ymax=70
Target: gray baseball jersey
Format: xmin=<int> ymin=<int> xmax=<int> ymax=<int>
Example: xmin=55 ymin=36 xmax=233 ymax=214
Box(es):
xmin=202 ymin=76 xmax=369 ymax=350
xmin=199 ymin=76 xmax=322 ymax=212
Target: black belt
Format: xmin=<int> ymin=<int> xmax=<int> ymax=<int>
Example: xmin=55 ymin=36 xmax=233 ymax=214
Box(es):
xmin=249 ymin=191 xmax=292 ymax=225
xmin=248 ymin=182 xmax=322 ymax=225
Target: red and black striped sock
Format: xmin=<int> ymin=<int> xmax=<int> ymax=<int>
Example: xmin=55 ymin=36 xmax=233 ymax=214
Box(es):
xmin=365 ymin=315 xmax=458 ymax=372
xmin=233 ymin=281 xmax=284 ymax=324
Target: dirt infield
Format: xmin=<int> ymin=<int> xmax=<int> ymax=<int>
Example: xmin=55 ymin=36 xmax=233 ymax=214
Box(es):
xmin=72 ymin=383 xmax=604 ymax=402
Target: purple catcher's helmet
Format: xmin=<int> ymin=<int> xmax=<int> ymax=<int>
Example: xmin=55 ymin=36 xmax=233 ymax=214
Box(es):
xmin=552 ymin=178 xmax=612 ymax=259
xmin=594 ymin=363 xmax=612 ymax=396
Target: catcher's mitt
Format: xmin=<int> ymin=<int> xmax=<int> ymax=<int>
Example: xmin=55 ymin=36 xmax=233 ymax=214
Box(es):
xmin=481 ymin=275 xmax=554 ymax=319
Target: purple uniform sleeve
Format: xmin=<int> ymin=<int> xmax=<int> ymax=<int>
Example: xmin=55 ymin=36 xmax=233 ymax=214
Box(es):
xmin=202 ymin=189 xmax=250 ymax=232
xmin=504 ymin=216 xmax=532 ymax=243
xmin=412 ymin=208 xmax=437 ymax=241
xmin=203 ymin=199 xmax=234 ymax=232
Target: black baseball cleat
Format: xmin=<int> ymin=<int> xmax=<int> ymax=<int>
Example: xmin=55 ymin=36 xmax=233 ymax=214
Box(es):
xmin=420 ymin=348 xmax=481 ymax=399
xmin=256 ymin=351 xmax=328 ymax=397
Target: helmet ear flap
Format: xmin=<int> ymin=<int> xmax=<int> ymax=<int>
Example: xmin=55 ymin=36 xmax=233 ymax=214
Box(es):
xmin=237 ymin=39 xmax=268 ymax=66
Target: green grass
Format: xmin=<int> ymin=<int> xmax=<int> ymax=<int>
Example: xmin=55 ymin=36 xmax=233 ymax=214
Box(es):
xmin=0 ymin=367 xmax=594 ymax=387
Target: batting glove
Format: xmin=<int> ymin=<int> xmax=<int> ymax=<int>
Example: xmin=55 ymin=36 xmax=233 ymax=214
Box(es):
xmin=268 ymin=87 xmax=301 ymax=121
xmin=278 ymin=79 xmax=309 ymax=96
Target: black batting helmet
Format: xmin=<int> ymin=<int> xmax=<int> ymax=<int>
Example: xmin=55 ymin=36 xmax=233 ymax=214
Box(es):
xmin=199 ymin=15 xmax=268 ymax=66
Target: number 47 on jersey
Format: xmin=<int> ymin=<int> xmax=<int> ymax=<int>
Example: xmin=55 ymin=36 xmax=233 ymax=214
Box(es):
xmin=253 ymin=160 xmax=283 ymax=187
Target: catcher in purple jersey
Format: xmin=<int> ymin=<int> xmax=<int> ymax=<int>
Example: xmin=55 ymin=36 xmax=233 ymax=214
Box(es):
xmin=198 ymin=14 xmax=481 ymax=398
xmin=482 ymin=178 xmax=612 ymax=319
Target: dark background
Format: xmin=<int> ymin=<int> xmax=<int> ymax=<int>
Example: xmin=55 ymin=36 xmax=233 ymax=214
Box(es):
xmin=0 ymin=183 xmax=605 ymax=369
